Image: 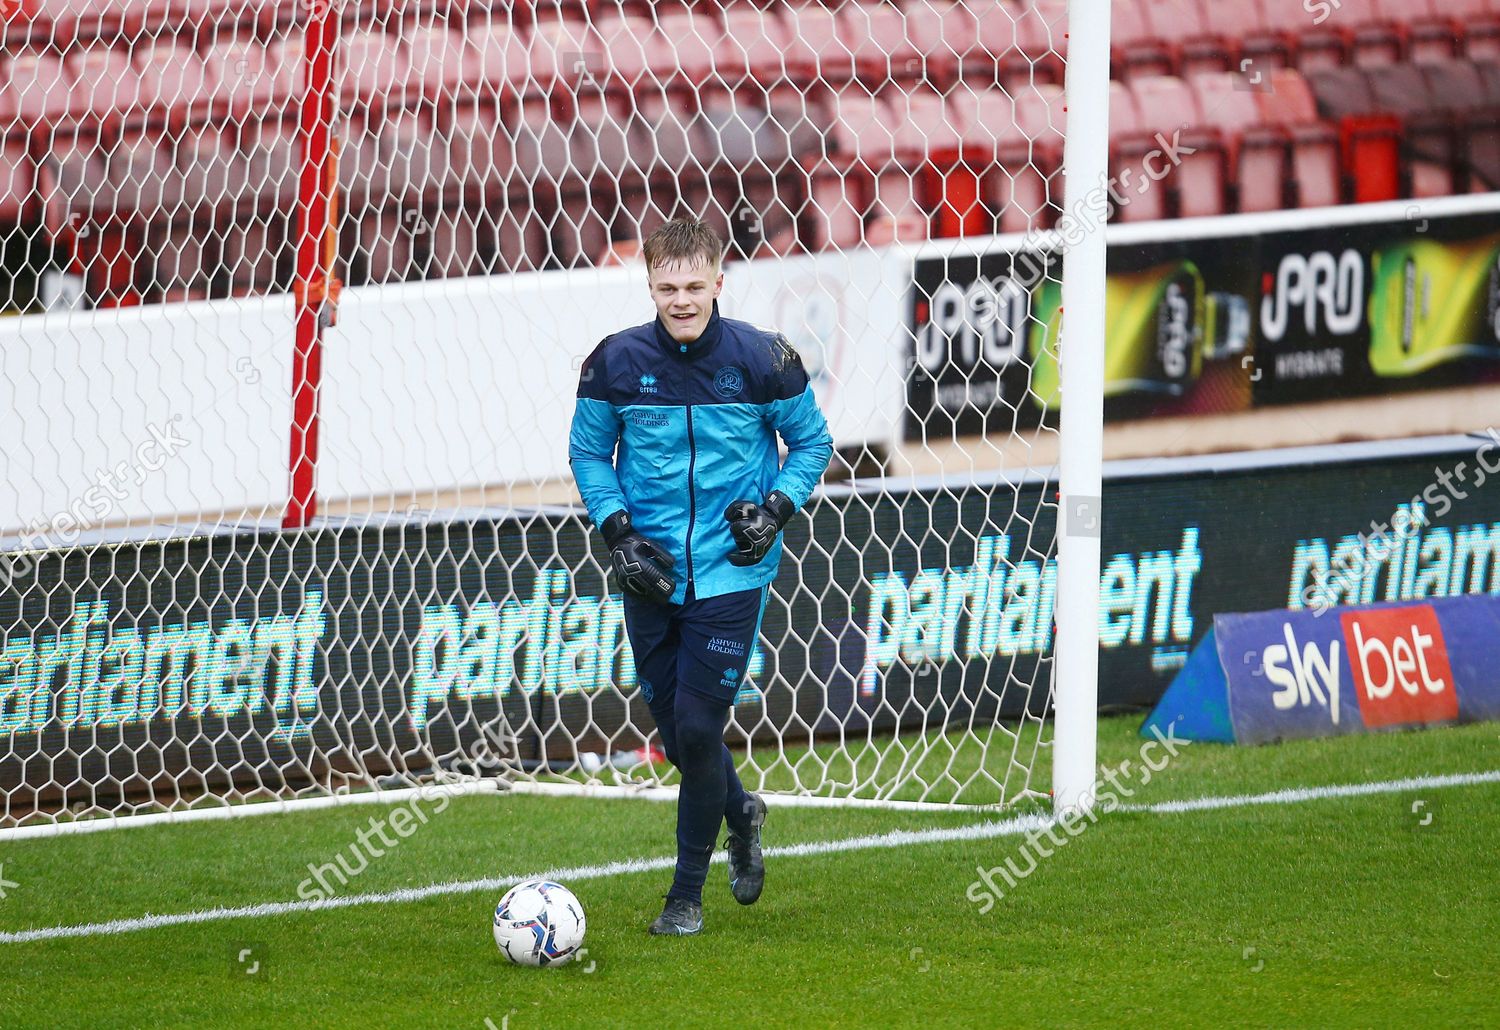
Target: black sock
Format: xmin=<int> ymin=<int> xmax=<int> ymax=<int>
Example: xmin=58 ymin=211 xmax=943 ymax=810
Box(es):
xmin=721 ymin=745 xmax=753 ymax=838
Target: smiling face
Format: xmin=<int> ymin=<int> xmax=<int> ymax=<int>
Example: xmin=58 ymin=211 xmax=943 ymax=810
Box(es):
xmin=648 ymin=257 xmax=724 ymax=344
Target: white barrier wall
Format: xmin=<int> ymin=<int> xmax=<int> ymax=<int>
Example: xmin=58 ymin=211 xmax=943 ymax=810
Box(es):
xmin=0 ymin=295 xmax=295 ymax=535
xmin=0 ymin=248 xmax=908 ymax=535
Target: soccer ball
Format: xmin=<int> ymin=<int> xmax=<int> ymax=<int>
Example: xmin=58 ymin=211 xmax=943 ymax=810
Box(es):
xmin=492 ymin=879 xmax=586 ymax=967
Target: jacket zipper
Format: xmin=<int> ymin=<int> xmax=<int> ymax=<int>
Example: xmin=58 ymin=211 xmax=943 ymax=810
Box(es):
xmin=684 ymin=394 xmax=697 ymax=589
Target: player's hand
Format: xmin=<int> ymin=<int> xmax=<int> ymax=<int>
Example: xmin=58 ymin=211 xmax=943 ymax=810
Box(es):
xmin=724 ymin=492 xmax=795 ymax=567
xmin=601 ymin=511 xmax=677 ymax=604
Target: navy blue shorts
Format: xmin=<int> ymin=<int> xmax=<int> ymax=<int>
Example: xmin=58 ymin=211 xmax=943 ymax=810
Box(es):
xmin=623 ymin=585 xmax=770 ymax=712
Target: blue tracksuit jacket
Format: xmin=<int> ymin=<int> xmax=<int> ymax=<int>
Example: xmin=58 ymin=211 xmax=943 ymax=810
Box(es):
xmin=568 ymin=302 xmax=834 ymax=603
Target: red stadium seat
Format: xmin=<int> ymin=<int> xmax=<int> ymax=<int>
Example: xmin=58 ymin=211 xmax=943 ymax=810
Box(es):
xmin=903 ymin=0 xmax=979 ymax=89
xmin=1006 ymin=83 xmax=1067 ymax=231
xmin=449 ymin=99 xmax=513 ymax=198
xmin=716 ymin=5 xmax=793 ymax=87
xmin=651 ymin=7 xmax=722 ymax=87
xmin=204 ymin=35 xmax=292 ymax=115
xmin=1002 ymin=0 xmax=1065 ymax=88
xmin=949 ymin=89 xmax=1016 ymax=155
xmin=889 ymin=87 xmax=959 ymax=159
xmin=1106 ymin=79 xmax=1160 ymax=220
xmin=469 ymin=21 xmax=533 ymax=99
xmin=827 ymin=89 xmax=899 ymax=166
xmin=573 ymin=89 xmax=632 ymax=180
xmin=1139 ymin=0 xmax=1227 ymax=76
xmin=1212 ymin=3 xmax=1283 ymax=74
xmin=509 ymin=92 xmax=578 ymax=189
xmin=1109 ymin=79 xmax=1143 ymax=137
xmin=801 ymin=160 xmax=864 ymax=250
xmin=1258 ymin=0 xmax=1348 ymax=71
xmin=406 ymin=26 xmax=471 ymax=103
xmin=66 ymin=45 xmax=142 ymax=121
xmin=1190 ymin=71 xmax=1289 ymax=212
xmin=339 ymin=30 xmax=413 ymax=109
xmin=5 ymin=52 xmax=72 ymax=125
xmin=39 ymin=131 xmax=110 ymax=225
xmin=1348 ymin=0 xmax=1433 ymax=67
xmin=1123 ymin=75 xmax=1227 ymax=219
xmin=838 ymin=2 xmax=924 ymax=87
xmin=524 ymin=18 xmax=601 ymax=94
xmin=1112 ymin=0 xmax=1174 ymax=79
xmin=0 ymin=142 xmax=35 ymax=222
xmin=1414 ymin=0 xmax=1500 ymax=61
xmin=841 ymin=86 xmax=938 ymax=241
xmin=135 ymin=41 xmax=212 ymax=116
xmin=1362 ymin=62 xmax=1455 ymax=197
xmin=106 ymin=129 xmax=176 ymax=218
xmin=172 ymin=122 xmax=238 ymax=213
xmin=784 ymin=3 xmax=854 ymax=85
xmin=950 ymin=82 xmax=1063 ymax=233
xmin=630 ymin=84 xmax=699 ymax=176
xmin=26 ymin=0 xmax=88 ymax=39
xmin=238 ymin=117 xmax=298 ymax=210
xmin=1258 ymin=68 xmax=1341 ymax=207
xmin=591 ymin=14 xmax=655 ymax=91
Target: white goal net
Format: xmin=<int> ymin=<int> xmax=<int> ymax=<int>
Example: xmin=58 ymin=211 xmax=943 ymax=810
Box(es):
xmin=0 ymin=0 xmax=1083 ymax=832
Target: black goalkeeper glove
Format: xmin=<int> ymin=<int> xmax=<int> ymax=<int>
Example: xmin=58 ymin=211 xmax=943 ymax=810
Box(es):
xmin=724 ymin=491 xmax=795 ymax=567
xmin=601 ymin=511 xmax=677 ymax=605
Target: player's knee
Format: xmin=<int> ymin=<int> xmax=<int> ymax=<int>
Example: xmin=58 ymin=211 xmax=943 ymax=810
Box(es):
xmin=674 ymin=708 xmax=724 ymax=768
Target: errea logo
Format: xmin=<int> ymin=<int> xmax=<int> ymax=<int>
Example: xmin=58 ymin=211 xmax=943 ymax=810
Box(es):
xmin=639 ymin=374 xmax=658 ymax=394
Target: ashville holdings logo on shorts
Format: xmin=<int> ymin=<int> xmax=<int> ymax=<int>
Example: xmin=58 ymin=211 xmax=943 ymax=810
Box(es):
xmin=706 ymin=636 xmax=746 ymax=657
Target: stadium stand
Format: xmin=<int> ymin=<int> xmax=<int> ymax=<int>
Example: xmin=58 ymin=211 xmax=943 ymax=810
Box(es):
xmin=5 ymin=0 xmax=1500 ymax=308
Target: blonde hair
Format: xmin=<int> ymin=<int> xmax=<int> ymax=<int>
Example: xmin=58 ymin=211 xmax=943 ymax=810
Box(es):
xmin=642 ymin=217 xmax=724 ymax=274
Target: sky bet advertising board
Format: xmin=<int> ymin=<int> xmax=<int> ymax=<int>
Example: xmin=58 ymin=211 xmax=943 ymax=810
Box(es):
xmin=906 ymin=205 xmax=1500 ymax=437
xmin=1144 ymin=594 xmax=1500 ymax=746
xmin=5 ymin=436 xmax=1500 ymax=805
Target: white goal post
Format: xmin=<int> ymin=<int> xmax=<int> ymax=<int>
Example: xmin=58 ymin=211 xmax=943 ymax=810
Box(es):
xmin=1053 ymin=0 xmax=1109 ymax=815
xmin=0 ymin=0 xmax=1105 ymax=835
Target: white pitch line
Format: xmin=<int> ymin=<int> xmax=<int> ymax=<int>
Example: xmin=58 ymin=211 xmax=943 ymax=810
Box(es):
xmin=4 ymin=770 xmax=1497 ymax=945
xmin=1122 ymin=769 xmax=1500 ymax=815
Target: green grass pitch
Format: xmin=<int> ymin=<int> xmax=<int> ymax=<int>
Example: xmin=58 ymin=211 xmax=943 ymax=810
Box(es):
xmin=1 ymin=717 xmax=1498 ymax=1028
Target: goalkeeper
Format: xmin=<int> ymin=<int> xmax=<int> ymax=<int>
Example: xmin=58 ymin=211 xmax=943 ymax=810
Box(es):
xmin=568 ymin=217 xmax=833 ymax=936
